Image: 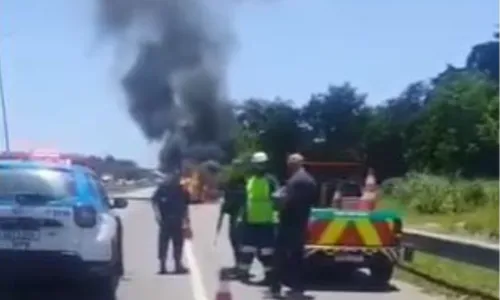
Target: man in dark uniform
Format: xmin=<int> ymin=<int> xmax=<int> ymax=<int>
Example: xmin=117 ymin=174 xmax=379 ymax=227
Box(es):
xmin=216 ymin=173 xmax=246 ymax=272
xmin=152 ymin=170 xmax=191 ymax=274
xmin=270 ymin=153 xmax=317 ymax=298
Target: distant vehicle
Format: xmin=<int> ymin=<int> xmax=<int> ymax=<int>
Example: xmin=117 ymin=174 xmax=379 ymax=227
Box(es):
xmin=101 ymin=174 xmax=113 ymax=183
xmin=0 ymin=151 xmax=128 ymax=295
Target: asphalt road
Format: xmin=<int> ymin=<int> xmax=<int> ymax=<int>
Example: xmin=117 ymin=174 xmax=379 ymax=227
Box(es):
xmin=1 ymin=187 xmax=444 ymax=300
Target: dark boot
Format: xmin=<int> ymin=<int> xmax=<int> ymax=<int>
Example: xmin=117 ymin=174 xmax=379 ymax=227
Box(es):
xmin=158 ymin=260 xmax=167 ymax=274
xmin=268 ymin=285 xmax=281 ymax=299
xmin=263 ymin=271 xmax=273 ymax=285
xmin=236 ymin=269 xmax=251 ymax=283
xmin=286 ymin=290 xmax=305 ymax=300
xmin=174 ymin=261 xmax=189 ymax=274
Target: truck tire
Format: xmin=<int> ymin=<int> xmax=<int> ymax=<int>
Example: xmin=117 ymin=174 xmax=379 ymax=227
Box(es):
xmin=369 ymin=253 xmax=394 ymax=286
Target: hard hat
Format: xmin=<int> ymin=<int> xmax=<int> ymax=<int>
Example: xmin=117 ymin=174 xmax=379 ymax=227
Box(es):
xmin=287 ymin=153 xmax=304 ymax=164
xmin=250 ymin=152 xmax=268 ymax=163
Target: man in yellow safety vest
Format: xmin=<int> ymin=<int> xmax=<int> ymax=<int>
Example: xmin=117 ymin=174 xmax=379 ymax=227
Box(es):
xmin=237 ymin=151 xmax=279 ymax=284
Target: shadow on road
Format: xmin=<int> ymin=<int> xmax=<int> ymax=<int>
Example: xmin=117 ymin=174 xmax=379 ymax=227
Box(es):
xmin=242 ymin=268 xmax=399 ymax=294
xmin=0 ymin=281 xmax=117 ymax=300
xmin=303 ymin=269 xmax=399 ymax=293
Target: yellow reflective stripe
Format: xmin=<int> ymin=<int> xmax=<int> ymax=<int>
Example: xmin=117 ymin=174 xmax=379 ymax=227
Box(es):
xmin=238 ymin=264 xmax=251 ymax=270
xmin=355 ymin=219 xmax=381 ymax=246
xmin=273 ymin=211 xmax=279 ymax=223
xmin=317 ymin=219 xmax=347 ymax=245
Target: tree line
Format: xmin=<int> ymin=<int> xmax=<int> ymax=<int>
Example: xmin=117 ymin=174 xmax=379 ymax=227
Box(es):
xmin=231 ymin=32 xmax=499 ymax=181
xmin=0 ymin=151 xmax=149 ymax=180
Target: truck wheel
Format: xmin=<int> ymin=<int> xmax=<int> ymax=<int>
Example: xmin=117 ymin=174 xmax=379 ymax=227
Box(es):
xmin=369 ymin=253 xmax=394 ymax=286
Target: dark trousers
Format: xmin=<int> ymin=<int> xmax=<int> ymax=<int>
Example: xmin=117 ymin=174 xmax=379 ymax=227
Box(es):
xmin=238 ymin=223 xmax=275 ymax=277
xmin=158 ymin=218 xmax=184 ymax=264
xmin=271 ymin=223 xmax=307 ymax=292
xmin=228 ymin=221 xmax=241 ymax=266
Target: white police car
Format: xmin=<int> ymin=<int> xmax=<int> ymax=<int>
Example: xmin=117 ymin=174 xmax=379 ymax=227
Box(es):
xmin=0 ymin=153 xmax=127 ymax=294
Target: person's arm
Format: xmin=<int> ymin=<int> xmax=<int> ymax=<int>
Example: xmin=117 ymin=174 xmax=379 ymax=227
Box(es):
xmin=151 ymin=186 xmax=163 ymax=223
xmin=285 ymin=180 xmax=299 ymax=207
xmin=215 ymin=200 xmax=226 ymax=235
xmin=180 ymin=187 xmax=190 ymax=225
xmin=152 ymin=186 xmax=161 ymax=203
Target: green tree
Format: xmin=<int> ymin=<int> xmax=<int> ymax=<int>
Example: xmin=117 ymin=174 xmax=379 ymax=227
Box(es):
xmin=237 ymin=98 xmax=301 ymax=178
xmin=466 ymin=32 xmax=499 ymax=82
xmin=405 ymin=71 xmax=498 ymax=176
xmin=364 ymin=81 xmax=430 ymax=178
xmin=230 ymin=31 xmax=499 ymax=180
xmin=301 ymin=83 xmax=369 ymax=161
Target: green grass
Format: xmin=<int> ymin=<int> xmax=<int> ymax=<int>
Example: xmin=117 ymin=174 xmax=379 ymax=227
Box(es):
xmin=380 ymin=196 xmax=499 ymax=241
xmin=380 ymin=173 xmax=499 ymax=299
xmin=395 ymin=252 xmax=499 ymax=300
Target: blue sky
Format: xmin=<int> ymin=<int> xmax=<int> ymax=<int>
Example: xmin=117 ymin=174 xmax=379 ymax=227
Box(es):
xmin=1 ymin=0 xmax=497 ymax=167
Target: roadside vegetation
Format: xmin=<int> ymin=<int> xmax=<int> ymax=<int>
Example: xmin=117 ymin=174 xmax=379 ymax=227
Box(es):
xmin=381 ymin=174 xmax=498 ymax=300
xmin=381 ymin=174 xmax=499 ymax=241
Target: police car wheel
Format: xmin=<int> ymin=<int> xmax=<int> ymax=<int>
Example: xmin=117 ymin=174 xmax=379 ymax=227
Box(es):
xmin=117 ymin=238 xmax=124 ymax=276
xmin=89 ymin=246 xmax=121 ymax=296
xmin=90 ymin=274 xmax=119 ymax=297
xmin=115 ymin=217 xmax=125 ymax=276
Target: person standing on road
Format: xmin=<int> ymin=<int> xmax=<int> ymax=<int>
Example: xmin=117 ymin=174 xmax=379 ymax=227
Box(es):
xmin=237 ymin=152 xmax=278 ymax=284
xmin=270 ymin=153 xmax=317 ymax=298
xmin=215 ymin=168 xmax=246 ymax=272
xmin=152 ymin=169 xmax=191 ymax=275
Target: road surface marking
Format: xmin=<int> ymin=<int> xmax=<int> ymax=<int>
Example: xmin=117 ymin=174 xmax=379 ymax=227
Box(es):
xmin=185 ymin=239 xmax=209 ymax=300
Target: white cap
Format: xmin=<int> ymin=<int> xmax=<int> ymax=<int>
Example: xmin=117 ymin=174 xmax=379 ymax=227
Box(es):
xmin=250 ymin=152 xmax=269 ymax=163
xmin=287 ymin=153 xmax=304 ymax=164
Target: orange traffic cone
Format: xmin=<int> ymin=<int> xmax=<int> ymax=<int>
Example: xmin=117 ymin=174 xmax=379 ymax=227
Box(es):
xmin=359 ymin=168 xmax=379 ymax=211
xmin=365 ymin=168 xmax=378 ymax=190
xmin=215 ymin=269 xmax=232 ymax=300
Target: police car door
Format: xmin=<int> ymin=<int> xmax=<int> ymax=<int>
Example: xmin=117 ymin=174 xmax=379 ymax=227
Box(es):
xmin=86 ymin=174 xmax=118 ymax=232
xmin=0 ymin=167 xmax=78 ymax=251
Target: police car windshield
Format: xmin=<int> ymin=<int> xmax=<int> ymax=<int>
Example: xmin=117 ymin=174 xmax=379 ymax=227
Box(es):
xmin=0 ymin=168 xmax=76 ymax=199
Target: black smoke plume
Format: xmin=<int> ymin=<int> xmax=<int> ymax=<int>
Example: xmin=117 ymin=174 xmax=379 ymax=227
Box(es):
xmin=96 ymin=0 xmax=236 ymax=172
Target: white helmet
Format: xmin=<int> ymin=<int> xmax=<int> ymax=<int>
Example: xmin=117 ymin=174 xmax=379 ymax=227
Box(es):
xmin=250 ymin=151 xmax=269 ymax=163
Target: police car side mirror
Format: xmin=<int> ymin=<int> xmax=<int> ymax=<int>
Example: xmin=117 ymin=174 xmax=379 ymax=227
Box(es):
xmin=112 ymin=197 xmax=128 ymax=209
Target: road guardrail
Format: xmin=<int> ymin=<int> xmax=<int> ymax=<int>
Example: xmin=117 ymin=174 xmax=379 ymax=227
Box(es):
xmin=402 ymin=228 xmax=499 ymax=271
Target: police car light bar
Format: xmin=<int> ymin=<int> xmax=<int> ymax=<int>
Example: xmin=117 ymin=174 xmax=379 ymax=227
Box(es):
xmin=30 ymin=149 xmax=72 ymax=165
xmin=31 ymin=148 xmax=60 ymax=158
xmin=0 ymin=150 xmax=72 ymax=166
